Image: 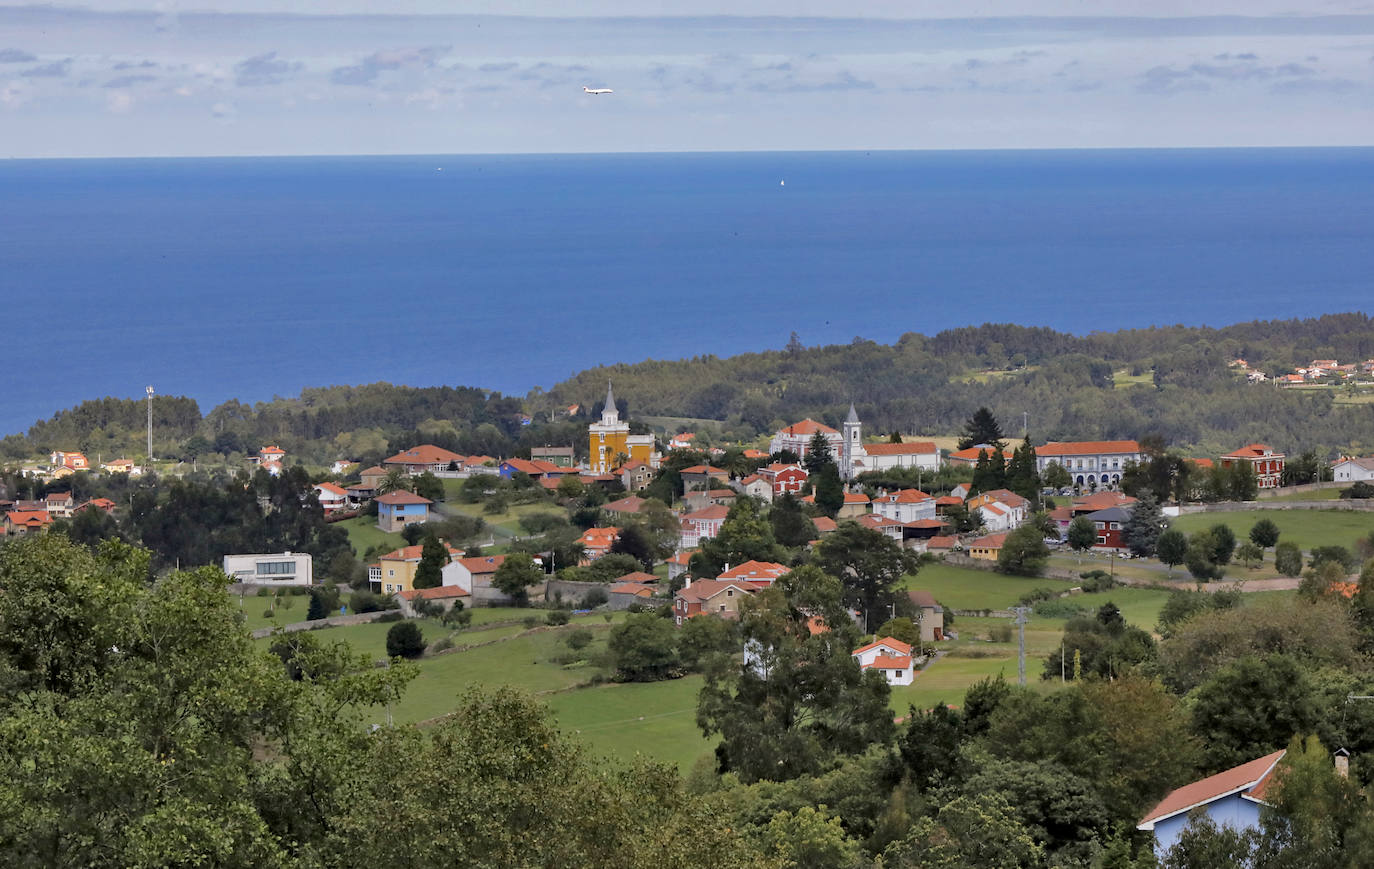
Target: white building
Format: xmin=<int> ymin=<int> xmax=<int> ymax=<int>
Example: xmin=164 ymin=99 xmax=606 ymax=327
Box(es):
xmin=680 ymin=504 xmax=729 ymax=549
xmin=1332 ymin=457 xmax=1374 ymax=483
xmin=852 ymin=637 xmax=915 ymax=686
xmin=222 ymin=552 xmax=314 ymax=586
xmin=770 ymin=418 xmax=845 ymax=464
xmin=854 ymin=440 xmax=942 ymax=474
xmin=1035 ymin=440 xmax=1142 ymax=490
xmin=872 ymin=489 xmax=937 ymax=524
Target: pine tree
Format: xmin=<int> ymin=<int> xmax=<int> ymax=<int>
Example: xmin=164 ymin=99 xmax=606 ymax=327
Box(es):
xmin=1006 ymin=440 xmax=1041 ymax=503
xmin=412 ymin=534 xmax=450 ymax=589
xmin=803 ymin=431 xmax=835 ymax=475
xmin=1122 ymin=493 xmax=1166 ymax=558
xmin=813 ymin=464 xmax=845 ymax=518
xmin=957 ymin=407 xmax=1006 ymax=451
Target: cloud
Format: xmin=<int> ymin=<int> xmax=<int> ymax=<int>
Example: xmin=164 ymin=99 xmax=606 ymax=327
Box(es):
xmin=0 ymin=48 xmax=36 ymax=64
xmin=112 ymin=60 xmax=158 ymax=71
xmin=1270 ymin=77 xmax=1360 ymax=94
xmin=234 ymin=51 xmax=303 ymax=86
xmin=104 ymin=74 xmax=157 ymax=88
xmin=748 ymin=69 xmax=876 ymax=92
xmin=1214 ymin=52 xmax=1259 ymax=60
xmin=330 ymin=46 xmax=449 ymax=86
xmin=1139 ymin=58 xmax=1319 ymax=92
xmin=105 ymin=90 xmax=133 ymax=113
xmin=211 ymin=101 xmax=236 ymax=118
xmin=1138 ymin=65 xmax=1212 ymax=94
xmin=478 ymin=61 xmax=517 ymax=72
xmin=22 ymin=59 xmax=72 ymax=78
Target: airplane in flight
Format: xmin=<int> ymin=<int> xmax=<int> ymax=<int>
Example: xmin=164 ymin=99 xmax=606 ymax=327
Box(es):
xmin=582 ymin=86 xmax=613 ymax=95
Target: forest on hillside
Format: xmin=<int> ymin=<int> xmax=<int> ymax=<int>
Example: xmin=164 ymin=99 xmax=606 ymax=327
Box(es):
xmin=4 ymin=313 xmax=1374 ymax=467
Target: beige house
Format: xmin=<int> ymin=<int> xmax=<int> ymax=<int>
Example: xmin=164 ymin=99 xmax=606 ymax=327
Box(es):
xmin=672 ymin=578 xmax=762 ymax=626
xmin=967 ymin=532 xmax=1008 ymax=561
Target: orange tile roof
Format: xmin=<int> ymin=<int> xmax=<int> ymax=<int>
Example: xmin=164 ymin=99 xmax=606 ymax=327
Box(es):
xmin=360 ymin=466 xmax=387 ymax=475
xmin=681 ymin=465 xmax=727 ymax=475
xmin=667 ymin=550 xmax=698 ymax=565
xmin=380 ymin=542 xmax=462 ymax=562
xmin=603 ymin=495 xmax=648 ymax=513
xmin=609 ymin=582 xmax=655 ymax=597
xmin=926 ymin=535 xmax=959 ymax=549
xmin=579 ymin=527 xmax=620 ymax=545
xmin=764 ymin=463 xmax=806 ymax=474
xmin=375 ymin=491 xmax=433 ymax=506
xmin=862 ymin=441 xmax=939 ymax=456
xmin=864 ymin=654 xmax=913 ymax=670
xmin=1035 ymin=440 xmax=1141 ymax=457
xmin=1190 ymin=457 xmax=1215 ymax=469
xmin=456 ymin=555 xmax=507 ymax=574
xmin=853 ymin=636 xmax=913 ymax=657
xmin=812 ymin=516 xmax=838 ymax=533
xmin=1138 ymin=750 xmax=1285 ymax=828
xmin=4 ymin=510 xmax=51 ymax=527
xmin=843 ymin=492 xmax=871 ymax=503
xmin=612 ymin=571 xmax=660 ymax=584
xmin=948 ymin=446 xmax=1015 ymax=462
xmin=886 ymin=489 xmax=933 ymax=503
xmin=935 ymin=495 xmax=964 ymax=506
xmin=1223 ymin=443 xmax=1283 ymax=459
xmin=675 ymin=579 xmax=763 ymax=603
xmin=778 ymin=418 xmax=838 ymax=436
xmin=970 ymin=532 xmax=1009 ymax=549
xmin=683 ymin=505 xmax=730 ymax=522
xmin=260 ymin=446 xmax=285 ymax=456
xmin=315 ymin=482 xmax=347 ymax=497
xmin=858 ymin=513 xmax=902 ymax=528
xmin=717 ymin=560 xmax=790 ymax=583
xmin=904 ymin=519 xmax=946 ymax=529
xmin=383 ymin=444 xmax=466 ymax=466
xmin=742 ymin=449 xmax=769 ymax=459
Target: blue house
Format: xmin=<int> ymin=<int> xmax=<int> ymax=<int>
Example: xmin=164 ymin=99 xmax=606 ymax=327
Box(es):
xmin=375 ymin=490 xmax=432 ymax=533
xmin=1138 ymin=750 xmax=1285 ymax=855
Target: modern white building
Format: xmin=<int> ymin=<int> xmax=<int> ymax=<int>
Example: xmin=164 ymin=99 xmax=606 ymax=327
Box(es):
xmin=854 ymin=440 xmax=942 ymax=474
xmin=1035 ymin=440 xmax=1142 ymax=490
xmin=222 ymin=552 xmax=314 ymax=586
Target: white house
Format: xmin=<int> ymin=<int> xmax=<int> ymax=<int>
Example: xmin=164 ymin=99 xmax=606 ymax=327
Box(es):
xmin=770 ymin=418 xmax=845 ymax=462
xmin=680 ymin=504 xmax=729 ymax=549
xmin=1035 ymin=440 xmax=1142 ymax=490
xmin=313 ymin=482 xmax=348 ymax=514
xmin=851 ymin=636 xmax=915 ymax=686
xmin=966 ymin=489 xmax=1030 ymax=531
xmin=872 ymin=489 xmax=937 ymax=524
xmin=222 ymin=552 xmax=314 ymax=586
xmin=1332 ymin=457 xmax=1374 ymax=483
xmin=856 ymin=440 xmax=942 ymax=473
xmin=1138 ymin=750 xmax=1286 ymax=856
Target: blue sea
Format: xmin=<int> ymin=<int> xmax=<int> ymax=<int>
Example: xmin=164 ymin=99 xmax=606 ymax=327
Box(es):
xmin=2 ymin=148 xmax=1372 ymax=437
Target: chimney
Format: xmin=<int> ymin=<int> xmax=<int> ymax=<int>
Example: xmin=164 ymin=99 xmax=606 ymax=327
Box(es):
xmin=684 ymin=575 xmax=692 ymax=589
xmin=1335 ymin=748 xmax=1351 ymax=779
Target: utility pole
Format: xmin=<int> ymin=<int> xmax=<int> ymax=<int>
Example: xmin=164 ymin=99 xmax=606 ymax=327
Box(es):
xmin=145 ymin=385 xmax=155 ymax=467
xmin=1022 ymin=411 xmax=1028 ymax=439
xmin=1012 ymin=606 xmax=1031 ymax=685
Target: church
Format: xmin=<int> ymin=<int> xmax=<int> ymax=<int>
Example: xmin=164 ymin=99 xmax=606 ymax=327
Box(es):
xmin=587 ymin=382 xmax=657 ymax=474
xmin=771 ymin=405 xmax=942 ymax=480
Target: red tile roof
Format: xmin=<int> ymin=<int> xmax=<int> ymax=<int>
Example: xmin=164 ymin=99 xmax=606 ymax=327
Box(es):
xmin=718 ymin=560 xmax=790 ymax=583
xmin=843 ymin=492 xmax=871 ymax=504
xmin=675 ymin=579 xmax=763 ymax=603
xmin=1191 ymin=457 xmax=1215 ymax=469
xmin=885 ymin=489 xmax=933 ymax=503
xmin=742 ymin=449 xmax=769 ymax=459
xmin=375 ymin=491 xmax=433 ymax=506
xmin=778 ymin=418 xmax=839 ymax=436
xmin=904 ymin=519 xmax=946 ymax=529
xmin=380 ymin=542 xmax=461 ymax=562
xmin=853 ymin=636 xmax=914 ymax=657
xmin=579 ymin=527 xmax=620 ymax=547
xmin=1035 ymin=440 xmax=1141 ymax=457
xmin=1223 ymin=443 xmax=1283 ymax=459
xmin=862 ymin=441 xmax=939 ymax=456
xmin=609 ymin=582 xmax=655 ymax=597
xmin=683 ymin=505 xmax=730 ymax=522
xmin=612 ymin=571 xmax=660 ymax=585
xmin=315 ymin=482 xmax=347 ymax=497
xmin=926 ymin=536 xmax=958 ymax=549
xmin=969 ymin=532 xmax=1009 ymax=549
xmin=4 ymin=510 xmax=51 ymax=528
xmin=667 ymin=550 xmax=698 ymax=565
xmin=383 ymin=444 xmax=466 ymax=466
xmin=360 ymin=466 xmax=387 ymax=475
xmin=863 ymin=654 xmax=913 ymax=670
xmin=812 ymin=516 xmax=838 ymax=533
xmin=603 ymin=495 xmax=648 ymax=513
xmin=456 ymin=555 xmax=506 ymax=574
xmin=935 ymin=495 xmax=964 ymax=506
xmin=681 ymin=465 xmax=727 ymax=475
xmin=858 ymin=513 xmax=903 ymax=528
xmin=948 ymin=446 xmax=1015 ymax=463
xmin=1138 ymin=750 xmax=1286 ymax=829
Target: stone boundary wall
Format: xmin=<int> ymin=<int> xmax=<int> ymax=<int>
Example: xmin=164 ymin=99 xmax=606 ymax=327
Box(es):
xmin=1178 ymin=501 xmax=1374 ymax=514
xmin=250 ymin=609 xmax=393 ymax=639
xmin=942 ymin=553 xmax=1083 ymax=582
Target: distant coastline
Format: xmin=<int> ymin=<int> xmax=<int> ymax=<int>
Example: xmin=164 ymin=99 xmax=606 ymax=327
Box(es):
xmin=3 ymin=148 xmax=1372 ymax=434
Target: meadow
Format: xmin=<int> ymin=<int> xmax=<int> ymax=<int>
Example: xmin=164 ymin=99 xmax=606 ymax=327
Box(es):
xmin=1172 ymin=509 xmax=1374 ymax=552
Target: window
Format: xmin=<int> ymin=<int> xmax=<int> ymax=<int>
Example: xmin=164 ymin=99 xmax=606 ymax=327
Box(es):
xmin=1097 ymin=537 xmax=1107 ymax=545
xmin=719 ymin=605 xmax=726 ymax=612
xmin=726 ymin=589 xmax=733 ymax=596
xmin=255 ymin=561 xmax=296 ymax=576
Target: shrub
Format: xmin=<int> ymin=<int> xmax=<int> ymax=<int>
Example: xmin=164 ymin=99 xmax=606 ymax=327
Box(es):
xmin=581 ymin=587 xmax=609 ymax=609
xmin=566 ymin=627 xmax=594 ymax=651
xmin=350 ymin=590 xmax=387 ymax=614
xmin=1341 ymin=481 xmax=1374 ymax=500
xmin=1275 ymin=541 xmax=1303 ymax=577
xmin=262 ymin=607 xmax=275 ymax=619
xmin=377 ymin=611 xmax=404 ymax=623
xmin=1017 ymin=587 xmax=1062 ymax=606
xmin=546 ymin=610 xmax=571 ymax=626
xmin=385 ymin=621 xmax=425 ymax=659
xmin=522 ymin=616 xmax=539 ymax=629
xmin=1033 ymin=600 xmax=1090 ymax=619
xmin=443 ymin=608 xmax=472 ymax=628
xmin=430 ymin=636 xmax=455 ymax=654
xmin=1078 ymin=570 xmax=1116 ymax=593
xmin=988 ymin=624 xmax=1013 ymax=643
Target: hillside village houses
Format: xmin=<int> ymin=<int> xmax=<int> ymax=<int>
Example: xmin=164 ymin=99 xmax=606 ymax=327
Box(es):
xmin=1034 ymin=440 xmax=1142 ymax=490
xmin=1219 ymin=443 xmax=1285 ymax=490
xmin=1332 ymin=456 xmax=1374 ymax=483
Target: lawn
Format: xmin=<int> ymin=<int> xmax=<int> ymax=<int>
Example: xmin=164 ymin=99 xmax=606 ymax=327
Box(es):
xmin=438 ymin=499 xmax=565 ymax=538
xmin=1112 ymin=369 xmax=1154 ymax=388
xmin=546 ymin=676 xmax=713 ymax=773
xmin=1172 ymin=510 xmax=1374 ymax=552
xmin=890 ymin=652 xmax=1050 ymax=713
xmin=903 ymin=562 xmax=1075 ymax=611
xmin=334 ymin=515 xmax=406 ymax=556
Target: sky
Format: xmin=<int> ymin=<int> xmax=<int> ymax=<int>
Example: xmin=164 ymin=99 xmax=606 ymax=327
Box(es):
xmin=2 ymin=1 xmax=1374 ymax=157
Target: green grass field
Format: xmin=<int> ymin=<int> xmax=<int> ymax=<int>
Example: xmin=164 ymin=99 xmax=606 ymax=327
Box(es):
xmin=903 ymin=562 xmax=1075 ymax=611
xmin=545 ymin=676 xmax=713 ymax=772
xmin=1112 ymin=369 xmax=1154 ymax=389
xmin=334 ymin=516 xmax=406 ymax=556
xmin=1172 ymin=509 xmax=1374 ymax=552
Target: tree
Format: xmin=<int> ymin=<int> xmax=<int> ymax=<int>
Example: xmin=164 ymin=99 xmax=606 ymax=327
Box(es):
xmin=1275 ymin=541 xmax=1304 ymax=577
xmin=1042 ymin=461 xmax=1071 ymax=492
xmin=1235 ymin=541 xmax=1264 ymax=569
xmin=758 ymin=806 xmax=861 ymax=869
xmin=697 ymin=566 xmax=893 ymax=782
xmin=813 ymin=521 xmax=918 ymax=631
xmin=386 ymin=621 xmax=426 ymax=659
xmin=1190 ymin=654 xmax=1318 ymax=769
xmin=997 ymin=525 xmax=1050 ymax=577
xmin=1122 ymin=492 xmax=1166 ymax=558
xmin=412 ymin=534 xmax=450 ymax=589
xmin=876 ymin=617 xmax=921 ymax=648
xmin=812 ymin=463 xmax=844 ymax=518
xmin=1209 ymin=522 xmax=1237 ymax=565
xmin=1157 ymin=528 xmax=1188 ymax=576
xmin=803 ymin=430 xmax=835 ymax=475
xmin=1185 ymin=529 xmax=1225 ymax=582
xmin=1250 ymin=517 xmax=1281 ymax=549
xmin=1005 ymin=440 xmax=1041 ymax=504
xmin=1067 ymin=516 xmax=1098 ymax=563
xmin=769 ymin=492 xmax=818 ymax=549
xmin=678 ymin=614 xmax=738 ymax=672
xmin=970 ymin=448 xmax=1007 ymax=495
xmin=607 ymin=613 xmax=679 ymax=681
xmin=492 ymin=552 xmax=544 ymax=605
xmin=608 ymin=523 xmax=657 ymax=571
xmin=307 ymin=589 xmax=329 ymax=620
xmin=411 ymin=471 xmax=444 ymax=502
xmin=376 ymin=467 xmax=412 ymax=495
xmin=1226 ymin=461 xmax=1259 ymax=501
xmin=957 ymin=407 xmax=1006 ymax=452
xmin=690 ymin=498 xmax=786 ymax=578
